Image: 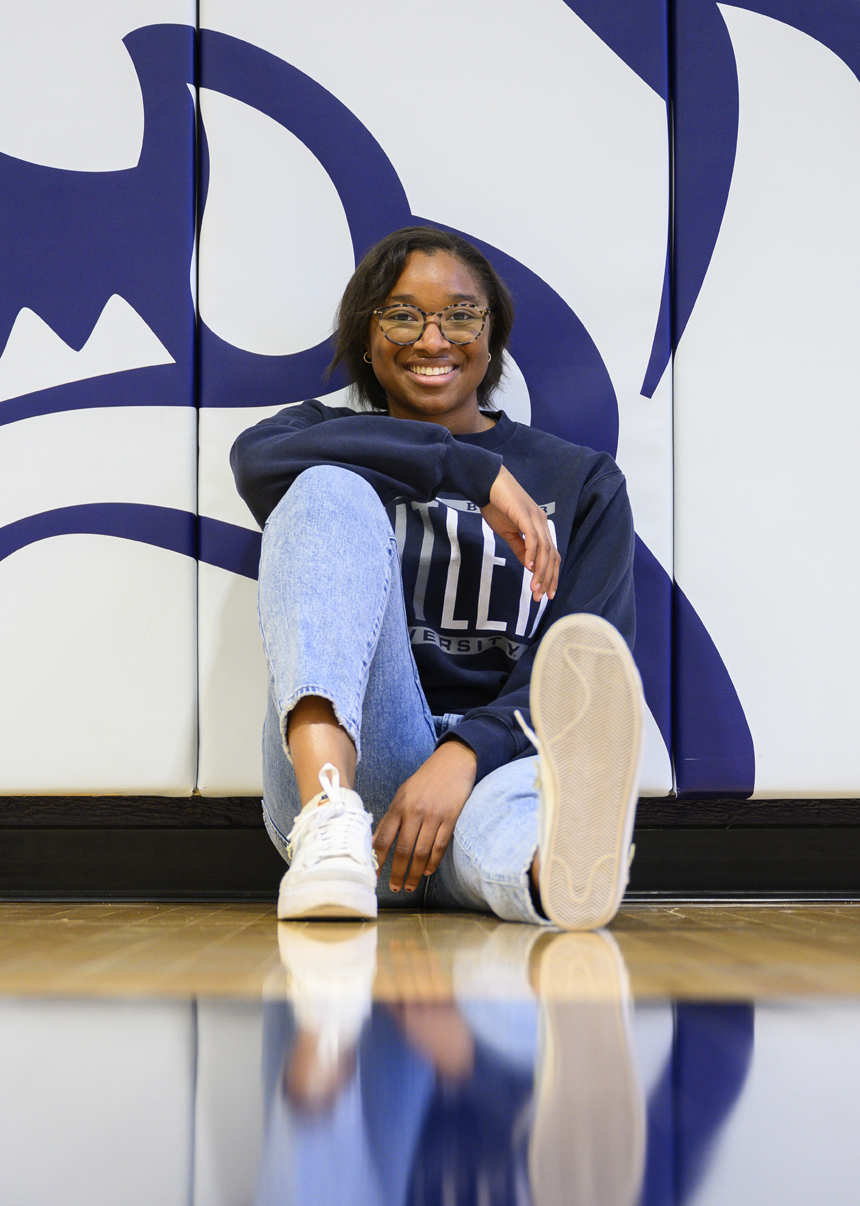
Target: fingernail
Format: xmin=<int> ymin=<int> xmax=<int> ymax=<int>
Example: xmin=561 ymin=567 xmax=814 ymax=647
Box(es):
xmin=405 ymin=886 xmax=413 ymax=893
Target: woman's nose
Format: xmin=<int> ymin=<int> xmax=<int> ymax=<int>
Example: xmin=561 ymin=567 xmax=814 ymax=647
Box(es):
xmin=413 ymin=317 xmax=451 ymax=352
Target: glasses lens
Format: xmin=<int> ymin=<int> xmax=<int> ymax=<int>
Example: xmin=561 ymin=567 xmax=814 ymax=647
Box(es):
xmin=439 ymin=306 xmax=486 ymax=344
xmin=378 ymin=306 xmax=424 ymax=344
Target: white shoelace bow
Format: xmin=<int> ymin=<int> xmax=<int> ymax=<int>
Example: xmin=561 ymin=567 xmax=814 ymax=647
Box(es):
xmin=286 ymin=763 xmax=378 ymax=868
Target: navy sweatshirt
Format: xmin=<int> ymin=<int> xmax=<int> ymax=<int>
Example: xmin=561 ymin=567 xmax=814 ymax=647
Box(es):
xmin=231 ymin=401 xmax=635 ymax=782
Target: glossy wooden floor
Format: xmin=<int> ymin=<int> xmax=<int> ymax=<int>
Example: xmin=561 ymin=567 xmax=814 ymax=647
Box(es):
xmin=0 ymin=902 xmax=857 ymax=1000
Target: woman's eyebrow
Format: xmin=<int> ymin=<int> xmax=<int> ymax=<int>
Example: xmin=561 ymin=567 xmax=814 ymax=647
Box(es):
xmin=385 ymin=292 xmax=483 ymax=305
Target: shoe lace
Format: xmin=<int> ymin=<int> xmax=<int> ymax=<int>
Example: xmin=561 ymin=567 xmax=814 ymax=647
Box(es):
xmin=286 ymin=763 xmax=378 ymax=869
xmin=514 ymin=709 xmax=542 ymax=755
xmin=515 ymin=709 xmax=544 ymax=795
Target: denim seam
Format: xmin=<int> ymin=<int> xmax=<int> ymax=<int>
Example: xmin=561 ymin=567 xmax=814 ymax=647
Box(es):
xmin=262 ymin=798 xmax=291 ymax=858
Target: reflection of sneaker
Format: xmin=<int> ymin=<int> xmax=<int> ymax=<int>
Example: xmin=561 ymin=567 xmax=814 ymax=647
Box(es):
xmin=522 ymin=613 xmax=643 ymax=930
xmin=277 ymin=763 xmax=378 ymax=920
xmin=277 ymin=922 xmax=378 ymax=1057
xmin=529 ymin=930 xmax=645 ymax=1206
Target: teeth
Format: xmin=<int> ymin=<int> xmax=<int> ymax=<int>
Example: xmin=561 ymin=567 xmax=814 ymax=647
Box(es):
xmin=409 ymin=364 xmax=454 ymax=376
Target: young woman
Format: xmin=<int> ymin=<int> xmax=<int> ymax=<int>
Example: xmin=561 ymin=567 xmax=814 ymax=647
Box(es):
xmin=231 ymin=227 xmax=643 ymax=929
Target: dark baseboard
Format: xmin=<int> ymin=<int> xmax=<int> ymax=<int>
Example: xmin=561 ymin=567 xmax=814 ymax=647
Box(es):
xmin=0 ymin=800 xmax=853 ymax=897
xmin=2 ymin=796 xmax=860 ymax=829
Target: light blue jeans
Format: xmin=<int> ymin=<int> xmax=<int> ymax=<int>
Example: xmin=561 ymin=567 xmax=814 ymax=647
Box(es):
xmin=258 ymin=465 xmax=546 ymax=924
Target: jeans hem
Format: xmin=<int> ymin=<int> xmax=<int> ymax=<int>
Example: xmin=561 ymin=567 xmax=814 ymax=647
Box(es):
xmin=276 ymin=685 xmax=363 ymax=765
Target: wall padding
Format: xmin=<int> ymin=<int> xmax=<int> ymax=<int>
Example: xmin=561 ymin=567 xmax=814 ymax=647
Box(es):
xmin=672 ymin=1 xmax=860 ymax=797
xmin=0 ymin=2 xmax=198 ymax=793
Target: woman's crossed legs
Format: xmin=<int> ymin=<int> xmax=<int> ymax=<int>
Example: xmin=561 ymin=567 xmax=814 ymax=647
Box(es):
xmin=258 ymin=465 xmax=546 ymax=924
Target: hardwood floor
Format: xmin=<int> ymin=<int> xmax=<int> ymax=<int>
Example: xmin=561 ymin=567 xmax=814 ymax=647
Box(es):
xmin=0 ymin=902 xmax=857 ymax=1000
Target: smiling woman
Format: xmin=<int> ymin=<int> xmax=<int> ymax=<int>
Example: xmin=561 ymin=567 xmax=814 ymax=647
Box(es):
xmin=230 ymin=225 xmax=644 ymax=932
xmin=329 ymin=227 xmax=514 ymax=420
xmin=365 ymin=252 xmax=493 ymax=433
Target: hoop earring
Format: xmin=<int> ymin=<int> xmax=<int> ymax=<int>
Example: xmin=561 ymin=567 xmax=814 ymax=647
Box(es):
xmin=363 ymin=351 xmax=372 ymax=364
xmin=487 ymin=352 xmax=492 ymax=364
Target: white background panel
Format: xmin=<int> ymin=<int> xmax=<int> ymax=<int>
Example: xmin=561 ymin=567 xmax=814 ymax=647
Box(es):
xmin=689 ymin=1004 xmax=860 ymax=1206
xmin=198 ymin=404 xmax=301 ymax=795
xmin=674 ymin=8 xmax=860 ymax=796
xmin=0 ymin=536 xmax=196 ymax=794
xmin=0 ymin=407 xmax=196 ymax=525
xmin=0 ymin=0 xmax=198 ymax=795
xmin=198 ymin=0 xmax=673 ymax=795
xmin=0 ymin=999 xmax=194 ymax=1206
xmin=198 ymin=87 xmax=354 ymax=357
xmin=0 ymin=0 xmax=195 ymax=170
xmin=198 ymin=562 xmax=267 ymax=795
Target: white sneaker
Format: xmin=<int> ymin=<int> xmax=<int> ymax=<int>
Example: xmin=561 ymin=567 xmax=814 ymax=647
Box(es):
xmin=277 ymin=763 xmax=378 ymax=920
xmin=519 ymin=613 xmax=643 ymax=930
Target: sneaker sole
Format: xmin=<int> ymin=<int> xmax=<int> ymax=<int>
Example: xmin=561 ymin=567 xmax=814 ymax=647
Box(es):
xmin=277 ymin=880 xmax=378 ymax=921
xmin=531 ymin=614 xmax=643 ymax=930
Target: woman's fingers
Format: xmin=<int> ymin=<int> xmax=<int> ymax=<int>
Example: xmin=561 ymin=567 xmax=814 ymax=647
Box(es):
xmin=529 ymin=518 xmax=561 ymax=600
xmin=388 ymin=818 xmax=423 ymax=891
xmin=484 ymin=466 xmax=559 ymax=600
xmin=371 ymin=811 xmax=398 ymax=875
xmin=373 ymin=802 xmax=429 ymax=893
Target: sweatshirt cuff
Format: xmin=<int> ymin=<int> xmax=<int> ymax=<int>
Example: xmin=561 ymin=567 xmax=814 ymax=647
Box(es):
xmin=442 ymin=440 xmax=503 ymax=507
xmin=438 ymin=715 xmax=523 ymax=782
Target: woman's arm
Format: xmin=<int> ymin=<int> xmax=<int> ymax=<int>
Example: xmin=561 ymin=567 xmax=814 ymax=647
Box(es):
xmin=232 ymin=400 xmax=559 ymax=601
xmin=231 ymin=400 xmax=502 ymax=526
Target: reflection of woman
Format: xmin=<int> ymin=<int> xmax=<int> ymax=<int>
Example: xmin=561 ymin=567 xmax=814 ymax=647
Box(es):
xmin=231 ymin=226 xmax=642 ymax=928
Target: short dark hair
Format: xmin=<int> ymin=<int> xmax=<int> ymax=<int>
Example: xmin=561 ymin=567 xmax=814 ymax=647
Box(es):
xmin=328 ymin=226 xmax=515 ymax=411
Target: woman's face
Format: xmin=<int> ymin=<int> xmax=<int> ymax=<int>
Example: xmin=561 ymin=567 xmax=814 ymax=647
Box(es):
xmin=366 ymin=250 xmax=493 ymax=434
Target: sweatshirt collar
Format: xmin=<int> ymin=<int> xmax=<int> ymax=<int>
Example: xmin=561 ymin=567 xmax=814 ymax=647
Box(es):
xmin=453 ymin=411 xmax=516 ymax=450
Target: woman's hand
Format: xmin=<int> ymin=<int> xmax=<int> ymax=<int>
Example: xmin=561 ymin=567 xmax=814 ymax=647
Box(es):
xmin=373 ymin=740 xmax=478 ymax=892
xmin=482 ymin=465 xmax=561 ymax=601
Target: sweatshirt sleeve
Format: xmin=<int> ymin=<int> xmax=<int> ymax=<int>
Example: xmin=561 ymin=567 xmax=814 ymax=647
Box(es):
xmin=231 ymin=400 xmax=503 ymax=527
xmin=443 ymin=466 xmax=636 ymax=782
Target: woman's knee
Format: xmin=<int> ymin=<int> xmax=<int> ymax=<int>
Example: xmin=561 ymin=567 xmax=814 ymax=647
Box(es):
xmin=271 ymin=466 xmax=386 ymax=528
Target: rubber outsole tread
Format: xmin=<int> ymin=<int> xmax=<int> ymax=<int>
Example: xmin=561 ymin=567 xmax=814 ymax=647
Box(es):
xmin=531 ymin=614 xmax=643 ymax=930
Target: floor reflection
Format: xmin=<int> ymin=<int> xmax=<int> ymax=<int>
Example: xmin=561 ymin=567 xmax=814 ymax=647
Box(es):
xmin=1 ymin=913 xmax=859 ymax=1205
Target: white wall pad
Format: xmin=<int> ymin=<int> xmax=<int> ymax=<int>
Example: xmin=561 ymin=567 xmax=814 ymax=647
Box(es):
xmin=0 ymin=6 xmax=197 ymax=426
xmin=0 ymin=534 xmax=197 ymax=794
xmin=197 ymin=404 xmax=303 ymax=795
xmin=193 ymin=1002 xmax=265 ymax=1206
xmin=673 ymin=3 xmax=860 ymax=797
xmin=0 ymin=998 xmax=194 ymax=1206
xmin=197 ymin=561 xmax=267 ymax=796
xmin=0 ymin=406 xmax=196 ymax=528
xmin=0 ymin=3 xmax=199 ymax=794
xmin=198 ymin=0 xmax=674 ymax=794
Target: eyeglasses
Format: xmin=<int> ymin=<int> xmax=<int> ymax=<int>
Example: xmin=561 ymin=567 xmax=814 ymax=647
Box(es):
xmin=372 ymin=304 xmax=491 ymax=345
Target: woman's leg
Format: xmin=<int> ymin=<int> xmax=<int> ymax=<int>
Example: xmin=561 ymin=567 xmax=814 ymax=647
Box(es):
xmin=430 ymin=754 xmax=550 ymax=925
xmin=258 ymin=465 xmax=437 ymax=908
